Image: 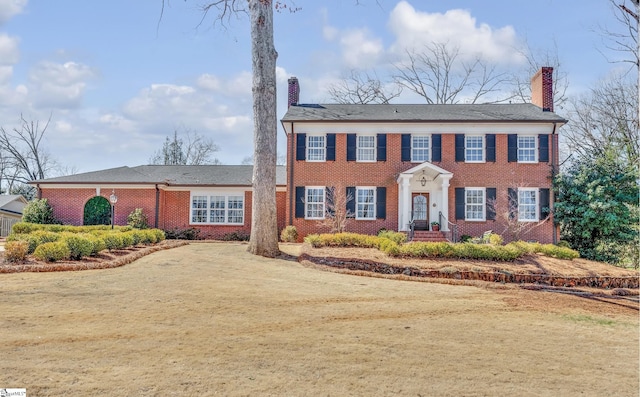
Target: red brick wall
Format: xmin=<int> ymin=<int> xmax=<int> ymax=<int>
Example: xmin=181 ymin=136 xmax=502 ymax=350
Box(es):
xmin=286 ymin=133 xmax=557 ymax=243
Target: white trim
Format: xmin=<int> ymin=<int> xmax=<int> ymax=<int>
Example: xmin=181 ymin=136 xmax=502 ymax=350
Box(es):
xmin=355 ymin=186 xmax=376 ymax=220
xmin=518 ymin=187 xmax=539 ymax=222
xmin=189 ymin=191 xmax=245 ymax=226
xmin=291 ymin=122 xmax=558 ymax=135
xmin=464 ymin=135 xmax=485 ymax=163
xmin=304 ymin=186 xmax=326 ymax=220
xmin=356 ymin=134 xmax=376 ymax=162
xmin=517 ymin=135 xmax=538 ymax=163
xmin=465 ymin=187 xmax=486 ymax=222
xmin=306 ymin=134 xmax=326 ymax=162
xmin=410 ymin=134 xmax=430 ymax=163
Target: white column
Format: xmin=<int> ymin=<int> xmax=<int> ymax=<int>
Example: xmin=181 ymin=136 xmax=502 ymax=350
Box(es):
xmin=398 ymin=175 xmax=412 ymax=231
xmin=440 ymin=175 xmax=451 ymax=232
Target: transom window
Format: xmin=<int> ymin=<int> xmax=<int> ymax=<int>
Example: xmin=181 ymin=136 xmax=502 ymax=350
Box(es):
xmin=357 ymin=135 xmax=376 ymax=162
xmin=518 ymin=189 xmax=537 ymax=221
xmin=305 ymin=187 xmax=325 ymax=219
xmin=465 ymin=188 xmax=485 ymax=221
xmin=191 ymin=194 xmax=244 ymax=224
xmin=307 ymin=135 xmax=326 ymax=161
xmin=465 ymin=136 xmax=484 ymax=162
xmin=518 ymin=136 xmax=536 ymax=162
xmin=356 ymin=187 xmax=376 ymax=220
xmin=412 ymin=135 xmax=430 ymax=162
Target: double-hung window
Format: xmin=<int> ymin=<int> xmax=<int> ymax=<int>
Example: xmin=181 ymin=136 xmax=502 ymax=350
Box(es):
xmin=412 ymin=135 xmax=430 ymax=162
xmin=307 ymin=135 xmax=326 ymax=161
xmin=305 ymin=187 xmax=325 ymax=219
xmin=518 ymin=136 xmax=537 ymax=162
xmin=465 ymin=136 xmax=484 ymax=162
xmin=518 ymin=188 xmax=538 ymax=221
xmin=191 ymin=194 xmax=244 ymax=224
xmin=357 ymin=135 xmax=376 ymax=162
xmin=465 ymin=188 xmax=485 ymax=221
xmin=356 ymin=187 xmax=376 ymax=220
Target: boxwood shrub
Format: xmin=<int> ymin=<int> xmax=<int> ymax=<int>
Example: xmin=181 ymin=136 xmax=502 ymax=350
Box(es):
xmin=33 ymin=241 xmax=71 ymax=262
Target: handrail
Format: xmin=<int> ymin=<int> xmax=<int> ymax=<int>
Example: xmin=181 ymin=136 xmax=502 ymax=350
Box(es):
xmin=407 ymin=220 xmax=415 ymax=241
xmin=439 ymin=211 xmax=458 ymax=243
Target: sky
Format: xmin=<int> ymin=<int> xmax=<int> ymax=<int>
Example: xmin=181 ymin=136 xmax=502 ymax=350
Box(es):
xmin=0 ymin=0 xmax=633 ymax=175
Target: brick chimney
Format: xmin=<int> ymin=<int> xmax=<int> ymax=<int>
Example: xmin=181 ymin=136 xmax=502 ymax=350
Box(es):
xmin=531 ymin=67 xmax=553 ymax=112
xmin=288 ymin=77 xmax=300 ymax=108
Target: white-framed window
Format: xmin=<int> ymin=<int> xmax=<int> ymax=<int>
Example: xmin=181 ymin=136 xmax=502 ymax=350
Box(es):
xmin=412 ymin=135 xmax=430 ymax=162
xmin=356 ymin=187 xmax=376 ymax=220
xmin=191 ymin=193 xmax=244 ymax=225
xmin=465 ymin=188 xmax=485 ymax=221
xmin=305 ymin=187 xmax=325 ymax=219
xmin=307 ymin=135 xmax=326 ymax=161
xmin=518 ymin=136 xmax=537 ymax=163
xmin=465 ymin=135 xmax=484 ymax=162
xmin=357 ymin=135 xmax=376 ymax=162
xmin=518 ymin=188 xmax=538 ymax=222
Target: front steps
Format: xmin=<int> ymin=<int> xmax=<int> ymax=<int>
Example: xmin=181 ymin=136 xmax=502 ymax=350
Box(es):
xmin=411 ymin=230 xmax=448 ymax=242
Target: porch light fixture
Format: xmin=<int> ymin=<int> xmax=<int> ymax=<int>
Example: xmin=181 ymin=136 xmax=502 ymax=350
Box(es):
xmin=109 ymin=190 xmax=118 ymax=229
xmin=420 ymin=176 xmax=427 ymax=186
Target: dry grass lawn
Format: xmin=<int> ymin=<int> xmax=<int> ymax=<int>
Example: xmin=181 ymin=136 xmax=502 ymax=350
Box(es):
xmin=1 ymin=242 xmax=638 ymax=396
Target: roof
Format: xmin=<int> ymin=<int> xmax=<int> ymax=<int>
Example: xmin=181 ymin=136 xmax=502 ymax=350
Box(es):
xmin=0 ymin=194 xmax=28 ymax=216
xmin=0 ymin=194 xmax=28 ymax=207
xmin=29 ymin=165 xmax=287 ymax=186
xmin=281 ymin=103 xmax=567 ymax=124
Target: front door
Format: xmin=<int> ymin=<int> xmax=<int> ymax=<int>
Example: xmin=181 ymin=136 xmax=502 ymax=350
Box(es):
xmin=412 ymin=193 xmax=429 ymax=230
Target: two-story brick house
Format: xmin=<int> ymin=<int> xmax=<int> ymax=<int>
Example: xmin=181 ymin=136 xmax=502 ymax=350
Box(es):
xmin=281 ymin=67 xmax=566 ymax=243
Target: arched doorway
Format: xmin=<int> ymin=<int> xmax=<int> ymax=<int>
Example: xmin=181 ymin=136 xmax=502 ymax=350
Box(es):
xmin=84 ymin=196 xmax=111 ymax=225
xmin=411 ymin=193 xmax=429 ymax=230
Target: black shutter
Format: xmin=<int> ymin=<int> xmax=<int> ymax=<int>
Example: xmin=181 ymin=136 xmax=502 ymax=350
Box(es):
xmin=508 ymin=188 xmax=518 ymax=219
xmin=539 ymin=188 xmax=550 ymax=220
xmin=455 ymin=188 xmax=465 ymax=220
xmin=326 ymin=134 xmax=336 ymax=161
xmin=295 ymin=187 xmax=305 ymax=218
xmin=377 ymin=134 xmax=387 ymax=161
xmin=325 ymin=187 xmax=335 ymax=217
xmin=486 ymin=134 xmax=496 ymax=162
xmin=376 ymin=187 xmax=386 ymax=219
xmin=538 ymin=134 xmax=549 ymax=163
xmin=401 ymin=134 xmax=411 ymax=161
xmin=455 ymin=134 xmax=465 ymax=162
xmin=507 ymin=134 xmax=517 ymax=162
xmin=346 ymin=134 xmax=356 ymax=161
xmin=296 ymin=133 xmax=306 ymax=161
xmin=346 ymin=187 xmax=356 ymax=218
xmin=431 ymin=134 xmax=441 ymax=162
xmin=486 ymin=188 xmax=496 ymax=220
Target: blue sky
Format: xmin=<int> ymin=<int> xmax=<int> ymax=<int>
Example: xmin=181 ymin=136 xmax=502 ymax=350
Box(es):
xmin=0 ymin=0 xmax=631 ymax=174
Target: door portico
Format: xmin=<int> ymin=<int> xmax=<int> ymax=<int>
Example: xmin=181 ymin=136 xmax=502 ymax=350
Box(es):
xmin=397 ymin=163 xmax=453 ymax=232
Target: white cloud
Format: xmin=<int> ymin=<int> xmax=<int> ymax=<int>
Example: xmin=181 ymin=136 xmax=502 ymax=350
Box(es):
xmin=0 ymin=33 xmax=19 ymax=65
xmin=388 ymin=1 xmax=524 ymax=64
xmin=339 ymin=28 xmax=384 ymax=69
xmin=29 ymin=61 xmax=96 ymax=108
xmin=0 ymin=0 xmax=27 ymax=25
xmin=196 ymin=73 xmax=221 ymax=91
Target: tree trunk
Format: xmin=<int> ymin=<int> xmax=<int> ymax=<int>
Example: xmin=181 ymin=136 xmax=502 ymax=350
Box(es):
xmin=247 ymin=0 xmax=280 ymax=257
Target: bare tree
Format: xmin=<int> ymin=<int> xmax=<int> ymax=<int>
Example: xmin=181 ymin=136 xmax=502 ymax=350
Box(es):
xmin=327 ymin=70 xmax=402 ymax=104
xmin=563 ymin=72 xmax=639 ymax=166
xmin=318 ymin=184 xmax=354 ymax=233
xmin=393 ymin=41 xmax=512 ymax=104
xmin=486 ymin=193 xmax=550 ymax=243
xmin=0 ymin=114 xmax=57 ymax=195
xmin=150 ymin=128 xmax=221 ymax=165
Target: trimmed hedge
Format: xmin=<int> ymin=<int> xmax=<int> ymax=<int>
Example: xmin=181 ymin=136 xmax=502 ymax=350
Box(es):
xmin=4 ymin=240 xmax=29 ymax=263
xmin=33 ymin=242 xmax=71 ymax=262
xmin=62 ymin=233 xmax=94 ymax=260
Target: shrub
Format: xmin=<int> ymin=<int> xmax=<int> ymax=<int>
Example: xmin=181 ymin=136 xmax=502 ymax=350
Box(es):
xmin=31 ymin=230 xmax=60 ymax=245
xmin=488 ymin=233 xmax=503 ymax=245
xmin=459 ymin=234 xmax=472 ymax=243
xmin=152 ymin=229 xmax=165 ymax=242
xmin=85 ymin=234 xmax=106 ymax=256
xmin=378 ymin=238 xmax=400 ymax=256
xmin=62 ymin=234 xmax=94 ymax=260
xmin=33 ymin=241 xmax=70 ymax=262
xmin=540 ymin=244 xmax=580 ymax=260
xmin=4 ymin=240 xmax=29 ymax=263
xmin=164 ymin=227 xmax=200 ymax=240
xmin=7 ymin=233 xmax=40 ymax=254
xmin=120 ymin=232 xmax=135 ymax=248
xmin=304 ymin=234 xmax=322 ymax=247
xmin=127 ymin=208 xmax=149 ymax=229
xmin=280 ymin=226 xmax=298 ymax=242
xmin=378 ymin=230 xmax=407 ymax=245
xmin=556 ymin=240 xmax=571 ymax=249
xmin=102 ymin=234 xmax=124 ymax=251
xmin=222 ymin=231 xmax=250 ymax=241
xmin=137 ymin=229 xmax=159 ymax=245
xmin=11 ymin=222 xmax=39 ymax=234
xmin=22 ymin=198 xmax=58 ymax=224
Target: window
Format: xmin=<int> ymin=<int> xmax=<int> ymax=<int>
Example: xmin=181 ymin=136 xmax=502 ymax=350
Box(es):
xmin=465 ymin=188 xmax=485 ymax=221
xmin=465 ymin=136 xmax=484 ymax=162
xmin=412 ymin=135 xmax=430 ymax=162
xmin=518 ymin=136 xmax=536 ymax=162
xmin=356 ymin=187 xmax=376 ymax=220
xmin=357 ymin=135 xmax=376 ymax=161
xmin=518 ymin=189 xmax=538 ymax=221
xmin=305 ymin=187 xmax=325 ymax=219
xmin=191 ymin=194 xmax=244 ymax=224
xmin=307 ymin=135 xmax=325 ymax=161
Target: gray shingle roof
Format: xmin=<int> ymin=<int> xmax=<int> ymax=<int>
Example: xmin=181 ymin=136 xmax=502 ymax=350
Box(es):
xmin=282 ymin=103 xmax=567 ymax=123
xmin=30 ymin=165 xmax=287 ymax=186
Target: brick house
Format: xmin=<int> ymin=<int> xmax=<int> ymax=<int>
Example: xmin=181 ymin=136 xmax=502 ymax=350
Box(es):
xmin=281 ymin=67 xmax=566 ymax=243
xmin=30 ymin=165 xmax=287 ymax=239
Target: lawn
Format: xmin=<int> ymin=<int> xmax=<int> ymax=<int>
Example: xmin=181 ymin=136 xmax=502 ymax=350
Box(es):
xmin=0 ymin=242 xmax=638 ymax=396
